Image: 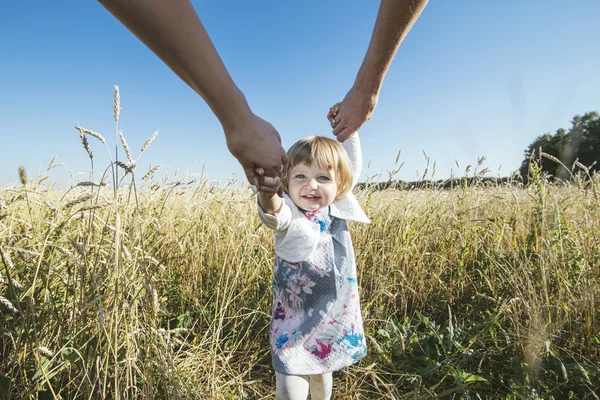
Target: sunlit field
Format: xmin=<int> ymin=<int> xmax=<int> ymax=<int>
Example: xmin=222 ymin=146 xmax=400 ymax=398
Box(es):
xmin=1 ymin=90 xmax=598 ymax=399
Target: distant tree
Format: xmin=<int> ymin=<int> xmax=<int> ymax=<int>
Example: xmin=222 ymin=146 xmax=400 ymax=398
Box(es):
xmin=519 ymin=111 xmax=599 ymax=182
xmin=519 ymin=130 xmax=564 ymax=179
xmin=575 ymin=112 xmax=600 ymax=171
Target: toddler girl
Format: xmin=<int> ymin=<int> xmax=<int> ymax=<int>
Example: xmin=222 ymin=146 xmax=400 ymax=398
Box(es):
xmin=256 ymin=132 xmax=370 ymax=400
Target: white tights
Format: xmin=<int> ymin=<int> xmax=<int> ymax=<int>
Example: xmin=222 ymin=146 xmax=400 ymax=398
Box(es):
xmin=275 ymin=372 xmax=333 ymax=400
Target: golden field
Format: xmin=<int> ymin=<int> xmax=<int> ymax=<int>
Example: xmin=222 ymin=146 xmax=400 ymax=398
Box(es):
xmin=0 ymin=89 xmax=598 ymax=399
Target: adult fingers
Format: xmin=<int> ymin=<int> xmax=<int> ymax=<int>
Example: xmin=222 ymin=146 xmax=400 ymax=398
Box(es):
xmin=278 ymin=149 xmax=288 ymax=197
xmin=333 ymin=115 xmax=347 ymax=135
xmin=259 ymin=160 xmax=282 ymax=181
xmin=279 ymin=149 xmax=288 ymax=180
xmin=327 ymin=108 xmax=337 ymax=120
xmin=256 ymin=184 xmax=278 ymax=197
xmin=330 ymin=111 xmax=343 ymax=129
xmin=244 ymin=165 xmax=259 ymax=187
xmin=257 ymin=175 xmax=281 ymax=196
xmin=334 ymin=127 xmax=353 ymax=142
xmin=329 ymin=117 xmax=337 ymax=129
xmin=327 ymin=102 xmax=341 ymax=119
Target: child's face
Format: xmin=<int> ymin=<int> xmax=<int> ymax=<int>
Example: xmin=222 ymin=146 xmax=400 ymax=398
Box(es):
xmin=287 ymin=163 xmax=338 ymax=212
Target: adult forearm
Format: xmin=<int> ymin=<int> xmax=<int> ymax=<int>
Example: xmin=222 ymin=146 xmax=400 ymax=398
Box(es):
xmin=354 ymin=0 xmax=428 ymax=96
xmin=98 ymin=0 xmax=250 ymax=130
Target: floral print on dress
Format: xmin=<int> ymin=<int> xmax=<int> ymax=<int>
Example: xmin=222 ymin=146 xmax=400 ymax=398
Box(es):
xmin=337 ymin=325 xmax=364 ymax=349
xmin=309 ymin=340 xmax=334 ymax=359
xmin=305 ymin=209 xmax=328 ymax=232
xmin=310 ymin=261 xmax=332 ymax=278
xmin=276 ymin=333 xmax=289 ymax=349
xmin=268 ymin=206 xmax=367 ymax=375
xmin=283 ymin=271 xmax=317 ymax=310
xmin=274 ymin=302 xmax=286 ymax=320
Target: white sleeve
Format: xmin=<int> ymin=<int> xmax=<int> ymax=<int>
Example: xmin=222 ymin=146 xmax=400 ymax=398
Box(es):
xmin=341 ymin=133 xmax=363 ymax=188
xmin=256 ymin=196 xmax=293 ymax=232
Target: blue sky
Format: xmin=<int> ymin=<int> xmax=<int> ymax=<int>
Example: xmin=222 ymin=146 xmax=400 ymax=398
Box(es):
xmin=1 ymin=1 xmax=599 ymax=187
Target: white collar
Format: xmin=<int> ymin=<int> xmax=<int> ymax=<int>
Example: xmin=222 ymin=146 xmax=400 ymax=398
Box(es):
xmin=329 ymin=192 xmax=370 ymax=223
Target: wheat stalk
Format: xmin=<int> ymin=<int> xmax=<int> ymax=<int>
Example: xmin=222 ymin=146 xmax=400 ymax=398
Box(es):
xmin=118 ymin=131 xmax=132 ymax=162
xmin=0 ymin=275 xmax=23 ymax=290
xmin=76 ymin=126 xmax=107 ymax=145
xmin=11 ymin=278 xmax=24 ymax=290
xmin=174 ymin=173 xmax=198 ymax=186
xmin=76 ymin=181 xmax=106 ymax=188
xmin=122 ymin=245 xmax=131 ymax=260
xmin=70 ymin=240 xmax=85 ymax=259
xmin=573 ymin=159 xmax=590 ymax=173
xmin=0 ymin=248 xmax=14 ymax=270
xmin=37 ymin=346 xmax=54 ymax=357
xmin=47 ymin=156 xmax=57 ymax=170
xmin=116 ymin=161 xmax=133 ymax=174
xmin=140 ymin=130 xmax=158 ymax=156
xmin=113 ymin=85 xmax=120 ymax=123
xmin=0 ymin=296 xmax=18 ymax=313
xmin=540 ymin=152 xmax=562 ymax=165
xmin=78 ymin=205 xmax=103 ymax=212
xmin=98 ymin=304 xmax=105 ymax=330
xmin=65 ymin=194 xmax=93 ymax=208
xmin=44 ymin=201 xmax=58 ymax=213
xmin=541 ymin=151 xmax=572 ymax=177
xmin=18 ymin=166 xmax=27 ymax=185
xmin=142 ymin=165 xmax=161 ymax=181
xmin=46 ymin=156 xmax=64 ymax=171
xmin=78 ymin=130 xmax=93 ymax=160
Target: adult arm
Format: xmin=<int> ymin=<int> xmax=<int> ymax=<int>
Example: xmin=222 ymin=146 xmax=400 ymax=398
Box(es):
xmin=329 ymin=0 xmax=428 ymax=141
xmin=98 ymin=0 xmax=286 ymax=195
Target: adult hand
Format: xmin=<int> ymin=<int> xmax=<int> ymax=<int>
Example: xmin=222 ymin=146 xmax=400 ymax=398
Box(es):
xmin=327 ymin=88 xmax=378 ymax=142
xmin=225 ymin=113 xmax=287 ymax=197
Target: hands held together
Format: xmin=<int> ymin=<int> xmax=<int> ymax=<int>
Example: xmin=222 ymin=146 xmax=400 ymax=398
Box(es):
xmin=245 ymin=89 xmax=376 ymax=199
xmin=225 ymin=112 xmax=288 ymax=197
xmin=99 ymin=0 xmax=424 ymax=201
xmin=328 ymin=89 xmax=378 ymax=143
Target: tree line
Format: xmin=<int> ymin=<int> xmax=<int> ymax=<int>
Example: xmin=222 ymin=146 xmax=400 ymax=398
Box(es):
xmin=519 ymin=111 xmax=599 ymax=182
xmin=357 ymin=111 xmax=599 ymax=190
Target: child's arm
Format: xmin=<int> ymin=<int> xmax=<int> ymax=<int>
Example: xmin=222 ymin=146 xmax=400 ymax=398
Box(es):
xmin=258 ymin=191 xmax=283 ymax=215
xmin=341 ymin=133 xmax=363 ymax=188
xmin=256 ymin=190 xmax=292 ymax=232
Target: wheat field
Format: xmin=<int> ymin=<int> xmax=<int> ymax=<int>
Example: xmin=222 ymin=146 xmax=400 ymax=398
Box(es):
xmin=0 ymin=89 xmax=599 ymax=399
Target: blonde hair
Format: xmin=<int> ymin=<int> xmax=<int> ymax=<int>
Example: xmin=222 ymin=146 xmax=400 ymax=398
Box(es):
xmin=285 ymin=136 xmax=353 ymax=200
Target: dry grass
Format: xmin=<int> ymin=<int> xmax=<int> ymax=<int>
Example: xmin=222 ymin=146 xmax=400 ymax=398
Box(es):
xmin=0 ymin=90 xmax=598 ymax=399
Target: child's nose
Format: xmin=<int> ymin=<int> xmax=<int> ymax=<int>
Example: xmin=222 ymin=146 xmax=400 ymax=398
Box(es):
xmin=307 ymin=178 xmax=318 ymax=189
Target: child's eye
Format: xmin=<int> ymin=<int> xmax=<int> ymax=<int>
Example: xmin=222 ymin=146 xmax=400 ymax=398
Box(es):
xmin=295 ymin=174 xmax=306 ymax=179
xmin=318 ymin=176 xmax=330 ymax=181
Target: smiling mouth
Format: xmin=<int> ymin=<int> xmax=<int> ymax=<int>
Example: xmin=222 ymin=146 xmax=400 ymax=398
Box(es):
xmin=302 ymin=195 xmax=321 ymax=200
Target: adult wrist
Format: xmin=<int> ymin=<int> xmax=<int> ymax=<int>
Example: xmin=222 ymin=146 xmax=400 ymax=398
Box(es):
xmin=352 ymin=68 xmax=382 ymax=99
xmin=214 ymin=88 xmax=254 ymax=134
